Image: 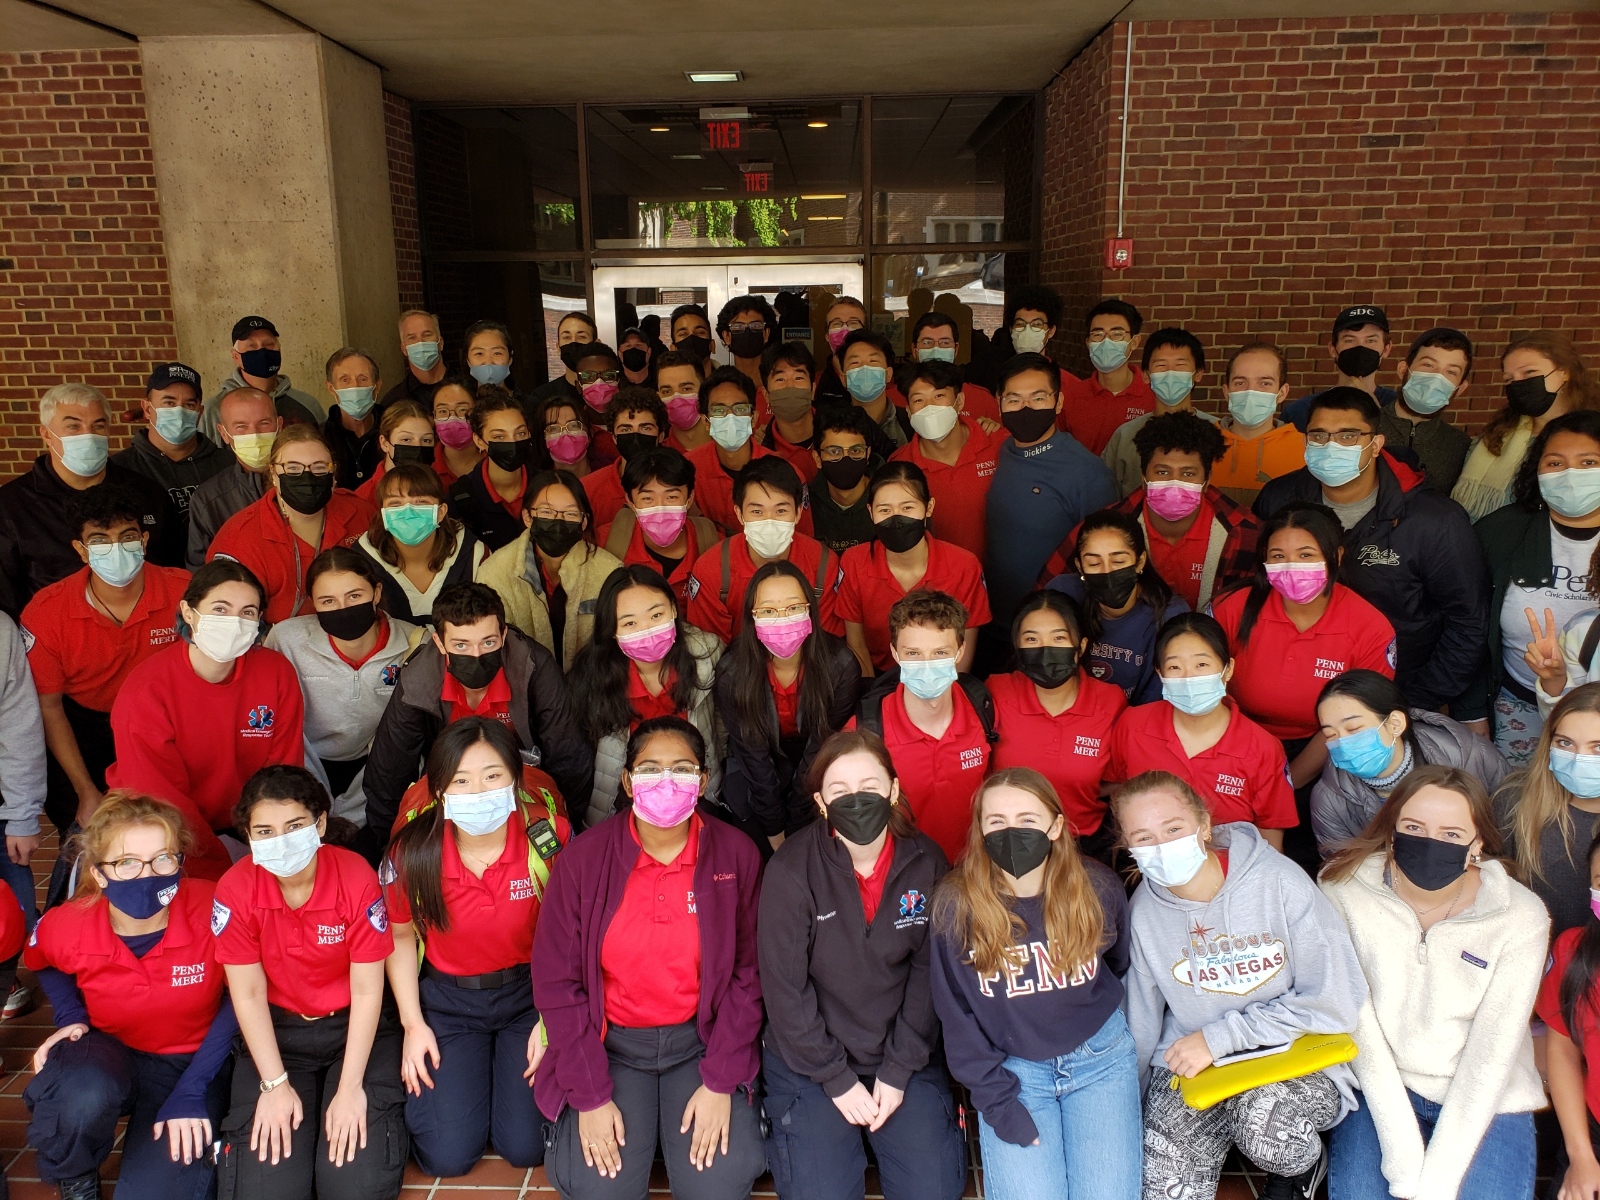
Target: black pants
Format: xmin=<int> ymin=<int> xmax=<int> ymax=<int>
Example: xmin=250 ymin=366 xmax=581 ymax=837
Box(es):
xmin=1546 ymin=1110 xmax=1600 ymax=1200
xmin=545 ymin=1022 xmax=765 ymax=1200
xmin=319 ymin=757 xmax=367 ymax=806
xmin=1280 ymin=735 xmax=1321 ymax=875
xmin=762 ymin=1045 xmax=966 ymax=1200
xmin=406 ymin=970 xmax=544 ymax=1177
xmin=218 ymin=1005 xmax=406 ymax=1200
xmin=43 ymin=696 xmax=113 ymax=835
xmin=24 ymin=1028 xmax=229 ymax=1197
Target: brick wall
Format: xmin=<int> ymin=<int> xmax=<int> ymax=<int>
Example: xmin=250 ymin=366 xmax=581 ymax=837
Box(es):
xmin=0 ymin=48 xmax=177 ymax=478
xmin=1040 ymin=13 xmax=1600 ymax=427
xmin=384 ymin=90 xmax=424 ymax=312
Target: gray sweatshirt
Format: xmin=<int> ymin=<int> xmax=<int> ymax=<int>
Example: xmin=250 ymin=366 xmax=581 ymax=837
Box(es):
xmin=1124 ymin=822 xmax=1368 ymax=1112
xmin=0 ymin=612 xmax=45 ymax=837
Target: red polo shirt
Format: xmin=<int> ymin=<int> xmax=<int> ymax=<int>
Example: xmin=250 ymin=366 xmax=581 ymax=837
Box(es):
xmin=855 ymin=832 xmax=897 ymax=923
xmin=0 ymin=886 xmax=20 ymax=962
xmin=684 ymin=441 xmax=780 ymax=538
xmin=687 ymin=530 xmax=843 ymax=643
xmin=1211 ymin=584 xmax=1396 ymax=740
xmin=1144 ymin=500 xmax=1215 ymax=613
xmin=601 ymin=814 xmax=702 ymax=1028
xmin=581 ymin=461 xmax=629 ymax=531
xmin=1058 ymin=367 xmax=1157 ymax=456
xmin=384 ymin=807 xmax=542 ymax=976
xmin=208 ymin=488 xmax=376 ymax=624
xmin=861 ymin=685 xmax=991 ymax=863
xmin=771 ymin=665 xmax=801 ymax=738
xmin=889 ymin=380 xmax=1000 ymax=424
xmin=21 ymin=564 xmax=190 ymax=712
xmin=890 ymin=416 xmax=1005 ymax=560
xmin=836 ymin=537 xmax=990 ymax=671
xmin=212 ymin=845 xmax=394 ymax=1017
xmin=1105 ymin=699 xmax=1297 ymax=829
xmin=23 ymin=880 xmax=224 ymax=1055
xmin=605 ymin=516 xmax=706 ymax=610
xmin=441 ymin=665 xmax=514 ymax=729
xmin=627 ymin=662 xmax=681 ymax=726
xmin=1539 ymin=926 xmax=1600 ymax=1121
xmin=764 ymin=425 xmax=820 ymax=485
xmin=479 ymin=459 xmax=528 ymax=521
xmin=989 ymin=671 xmax=1127 ymax=837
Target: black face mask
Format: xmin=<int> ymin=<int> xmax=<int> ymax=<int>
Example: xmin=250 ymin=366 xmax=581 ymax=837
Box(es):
xmin=676 ymin=334 xmax=714 ymax=362
xmin=1001 ymin=405 xmax=1057 ymax=444
xmin=874 ymin=515 xmax=926 ymax=554
xmin=728 ymin=329 xmax=766 ymax=359
xmin=1016 ymin=645 xmax=1078 ymax=689
xmin=1336 ymin=345 xmax=1383 ymax=379
xmin=1506 ymin=374 xmax=1558 ymax=418
xmin=390 ymin=443 xmax=433 ymax=466
xmin=486 ymin=438 xmax=533 ymax=471
xmin=615 ymin=431 xmax=658 ymax=461
xmin=826 ymin=791 xmax=894 ymax=847
xmin=558 ymin=341 xmax=592 ymax=371
xmin=1391 ymin=831 xmax=1471 ymax=892
xmin=620 ymin=347 xmax=649 ymax=372
xmin=818 ymin=456 xmax=872 ymax=491
xmin=983 ymin=827 xmax=1053 ymax=879
xmin=277 ymin=471 xmax=334 ymax=515
xmin=240 ymin=347 xmax=282 ymax=379
xmin=317 ymin=601 xmax=378 ymax=642
xmin=1081 ymin=565 xmax=1139 ymax=610
xmin=447 ymin=648 xmax=502 ymax=690
xmin=528 ymin=516 xmax=585 ymax=557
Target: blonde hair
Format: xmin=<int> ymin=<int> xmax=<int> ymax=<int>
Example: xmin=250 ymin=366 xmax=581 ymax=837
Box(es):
xmin=71 ymin=791 xmax=191 ymax=900
xmin=40 ymin=382 xmax=107 ymax=427
xmin=378 ymin=400 xmax=431 ymax=445
xmin=1482 ymin=331 xmax=1598 ymax=455
xmin=932 ymin=769 xmax=1106 ymax=979
xmin=1501 ymin=682 xmax=1600 ymax=884
xmin=1109 ymin=770 xmax=1212 ymax=845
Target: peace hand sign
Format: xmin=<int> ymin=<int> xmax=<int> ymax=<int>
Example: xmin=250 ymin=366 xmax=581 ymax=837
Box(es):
xmin=1524 ymin=606 xmax=1569 ymax=697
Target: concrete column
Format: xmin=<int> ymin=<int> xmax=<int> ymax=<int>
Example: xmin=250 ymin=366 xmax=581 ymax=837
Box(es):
xmin=139 ymin=33 xmax=401 ymax=410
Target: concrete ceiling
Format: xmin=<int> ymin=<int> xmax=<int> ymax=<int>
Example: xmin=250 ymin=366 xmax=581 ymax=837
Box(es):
xmin=9 ymin=0 xmax=1591 ymax=102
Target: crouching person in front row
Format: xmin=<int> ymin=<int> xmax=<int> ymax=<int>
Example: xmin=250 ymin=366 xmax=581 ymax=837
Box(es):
xmin=212 ymin=766 xmax=406 ymax=1199
xmin=24 ymin=792 xmax=235 ymax=1200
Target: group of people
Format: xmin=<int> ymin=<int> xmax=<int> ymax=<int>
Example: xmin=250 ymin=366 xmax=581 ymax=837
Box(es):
xmin=0 ymin=287 xmax=1595 ymax=1200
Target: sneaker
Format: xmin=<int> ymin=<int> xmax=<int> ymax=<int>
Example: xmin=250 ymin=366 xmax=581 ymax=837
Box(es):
xmin=1261 ymin=1139 xmax=1328 ymax=1199
xmin=2 ymin=982 xmax=34 ymax=1021
xmin=57 ymin=1172 xmax=99 ymax=1200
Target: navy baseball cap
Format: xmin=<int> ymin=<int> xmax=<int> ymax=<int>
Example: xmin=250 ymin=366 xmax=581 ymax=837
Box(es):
xmin=230 ymin=315 xmax=278 ymax=343
xmin=1331 ymin=305 xmax=1389 ymax=337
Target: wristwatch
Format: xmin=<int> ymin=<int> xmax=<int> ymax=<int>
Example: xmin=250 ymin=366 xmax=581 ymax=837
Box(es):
xmin=259 ymin=1071 xmax=289 ymax=1094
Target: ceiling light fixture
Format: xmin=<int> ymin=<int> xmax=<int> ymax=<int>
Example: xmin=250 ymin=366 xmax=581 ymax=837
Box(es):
xmin=649 ymin=126 xmax=670 ymax=133
xmin=807 ymin=121 xmax=829 ymax=128
xmin=807 ymin=215 xmax=844 ymax=221
xmin=671 ymin=153 xmax=703 ymax=160
xmin=800 ymin=194 xmax=846 ymax=201
xmin=687 ymin=71 xmax=743 ymax=84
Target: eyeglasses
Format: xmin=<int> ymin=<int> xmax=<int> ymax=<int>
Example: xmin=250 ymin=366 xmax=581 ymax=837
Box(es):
xmin=915 ymin=338 xmax=956 ymax=349
xmin=97 ymin=851 xmax=182 ymax=881
xmin=753 ymin=603 xmax=810 ymax=620
xmin=530 ymin=506 xmax=583 ymax=522
xmin=629 ymin=768 xmax=701 ymax=786
xmin=577 ymin=370 xmax=621 ymax=385
xmin=1305 ymin=430 xmax=1373 ymax=447
xmin=545 ymin=421 xmax=586 ymax=437
xmin=709 ymin=403 xmax=754 ymax=419
xmin=277 ymin=463 xmax=333 ymax=477
xmin=1000 ymin=391 xmax=1057 ymax=407
xmin=728 ymin=321 xmax=767 ymax=334
xmin=1012 ymin=319 xmax=1051 ymax=333
xmin=1087 ymin=329 xmax=1132 ymax=343
xmin=818 ymin=445 xmax=869 ymax=461
xmin=827 ymin=317 xmax=865 ymax=332
xmin=435 ymin=405 xmax=473 ymax=420
xmin=83 ymin=531 xmax=144 ymax=547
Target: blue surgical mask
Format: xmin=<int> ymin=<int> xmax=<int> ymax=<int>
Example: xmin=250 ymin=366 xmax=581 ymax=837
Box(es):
xmin=1539 ymin=468 xmax=1600 ymax=520
xmin=336 ymin=386 xmax=376 ymax=419
xmin=470 ymin=362 xmax=512 ymax=387
xmin=1162 ymin=672 xmax=1228 ymax=716
xmin=1089 ymin=338 xmax=1130 ymax=373
xmin=101 ymin=874 xmax=178 ymax=921
xmin=845 ymin=365 xmax=888 ymax=403
xmin=1551 ymin=748 xmax=1600 ymax=799
xmin=1328 ymin=724 xmax=1398 ymax=779
xmin=1305 ymin=440 xmax=1369 ymax=488
xmin=917 ymin=347 xmax=956 ymax=364
xmin=1401 ymin=371 xmax=1455 ymax=416
xmin=1228 ymin=390 xmax=1278 ymax=427
xmin=899 ymin=657 xmax=958 ymax=701
xmin=1150 ymin=371 xmax=1194 ymax=406
xmin=709 ymin=413 xmax=753 ymax=452
xmin=56 ymin=432 xmax=108 ymax=478
xmin=251 ymin=823 xmax=321 ymax=878
xmin=87 ymin=541 xmax=144 ymax=588
xmin=443 ymin=784 xmax=518 ymax=837
xmin=405 ymin=341 xmax=442 ymax=371
xmin=152 ymin=406 xmax=199 ymax=444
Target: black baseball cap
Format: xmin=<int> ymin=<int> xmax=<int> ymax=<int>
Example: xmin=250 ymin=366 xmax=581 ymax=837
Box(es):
xmin=146 ymin=361 xmax=202 ymax=394
xmin=230 ymin=315 xmax=278 ymax=343
xmin=1331 ymin=305 xmax=1389 ymax=337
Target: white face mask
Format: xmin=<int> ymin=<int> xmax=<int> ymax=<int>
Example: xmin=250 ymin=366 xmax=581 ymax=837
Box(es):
xmin=1129 ymin=833 xmax=1209 ymax=888
xmin=743 ymin=518 xmax=797 ymax=559
xmin=909 ymin=403 xmax=960 ymax=441
xmin=251 ymin=823 xmax=321 ymax=878
xmin=443 ymin=784 xmax=518 ymax=837
xmin=190 ymin=613 xmax=258 ymax=664
xmin=1012 ymin=328 xmax=1048 ymax=354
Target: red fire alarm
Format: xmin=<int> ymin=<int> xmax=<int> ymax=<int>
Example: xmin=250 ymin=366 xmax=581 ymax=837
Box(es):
xmin=1105 ymin=238 xmax=1134 ymax=271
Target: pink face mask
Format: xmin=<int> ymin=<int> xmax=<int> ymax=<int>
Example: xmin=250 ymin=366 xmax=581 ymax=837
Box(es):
xmin=582 ymin=381 xmax=619 ymax=412
xmin=826 ymin=327 xmax=852 ymax=353
xmin=631 ymin=772 xmax=701 ymax=828
xmin=436 ymin=417 xmax=473 ymax=448
xmin=617 ymin=620 xmax=677 ymax=663
xmin=635 ymin=504 xmax=688 ymax=546
xmin=1144 ymin=479 xmax=1204 ymax=521
xmin=754 ymin=612 xmax=812 ymax=659
xmin=1265 ymin=561 xmax=1329 ymax=605
xmin=546 ymin=431 xmax=589 ymax=465
xmin=665 ymin=394 xmax=701 ymax=430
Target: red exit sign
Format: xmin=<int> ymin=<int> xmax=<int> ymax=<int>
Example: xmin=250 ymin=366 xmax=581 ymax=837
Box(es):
xmin=742 ymin=172 xmax=771 ymax=193
xmin=703 ymin=121 xmax=742 ymax=150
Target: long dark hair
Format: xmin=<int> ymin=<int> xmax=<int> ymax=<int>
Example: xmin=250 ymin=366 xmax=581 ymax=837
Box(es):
xmin=1317 ymin=669 xmax=1425 ymax=771
xmin=367 ymin=463 xmax=463 ymax=572
xmin=568 ymin=565 xmax=702 ymax=741
xmin=717 ymin=560 xmax=840 ymax=749
xmin=1225 ymin=501 xmax=1342 ymax=646
xmin=1560 ymin=825 xmax=1600 ymax=1048
xmin=387 ymin=717 xmax=523 ymax=934
xmin=1071 ymin=509 xmax=1172 ymax=645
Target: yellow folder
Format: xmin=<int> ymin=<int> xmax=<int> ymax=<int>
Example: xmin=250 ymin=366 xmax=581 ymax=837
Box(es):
xmin=1171 ymin=1033 xmax=1358 ymax=1111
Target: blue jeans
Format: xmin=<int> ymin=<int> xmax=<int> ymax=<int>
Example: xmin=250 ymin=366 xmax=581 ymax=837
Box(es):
xmin=976 ymin=1007 xmax=1141 ymax=1200
xmin=0 ymin=819 xmax=38 ymax=933
xmin=1328 ymin=1087 xmax=1535 ymax=1200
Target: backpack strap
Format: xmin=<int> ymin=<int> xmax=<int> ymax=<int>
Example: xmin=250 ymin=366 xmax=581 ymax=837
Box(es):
xmin=1580 ymin=615 xmax=1600 ymax=674
xmin=958 ymin=675 xmax=1000 ymax=745
xmin=604 ymin=507 xmax=636 ymax=560
xmin=718 ymin=536 xmax=735 ymax=606
xmin=858 ymin=690 xmax=885 ymax=738
xmin=812 ymin=544 xmax=833 ymax=594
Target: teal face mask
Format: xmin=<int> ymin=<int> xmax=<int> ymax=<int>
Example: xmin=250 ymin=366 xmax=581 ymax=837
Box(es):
xmin=1089 ymin=338 xmax=1130 ymax=373
xmin=1539 ymin=468 xmax=1600 ymax=520
xmin=404 ymin=341 xmax=441 ymax=371
xmin=1328 ymin=724 xmax=1397 ymax=779
xmin=152 ymin=406 xmax=199 ymax=444
xmin=1150 ymin=371 xmax=1194 ymax=406
xmin=917 ymin=347 xmax=957 ymax=364
xmin=336 ymin=386 xmax=376 ymax=419
xmin=1228 ymin=390 xmax=1278 ymax=427
xmin=845 ymin=365 xmax=889 ymax=403
xmin=1401 ymin=371 xmax=1455 ymax=416
xmin=381 ymin=503 xmax=441 ymax=545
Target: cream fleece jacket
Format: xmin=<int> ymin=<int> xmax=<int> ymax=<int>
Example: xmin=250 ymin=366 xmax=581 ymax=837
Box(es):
xmin=1320 ymin=855 xmax=1548 ymax=1200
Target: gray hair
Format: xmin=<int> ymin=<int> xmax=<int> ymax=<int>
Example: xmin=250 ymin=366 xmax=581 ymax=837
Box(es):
xmin=40 ymin=383 xmax=108 ymax=427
